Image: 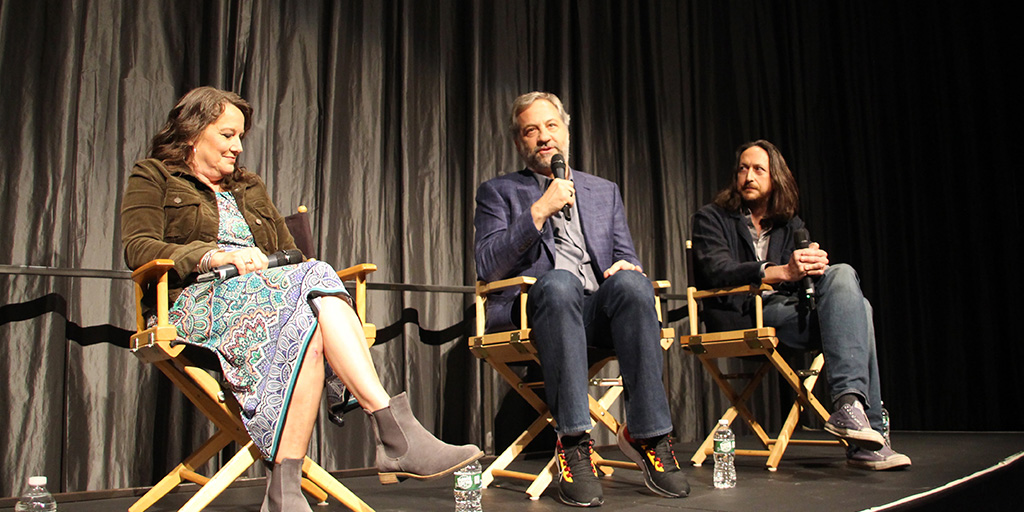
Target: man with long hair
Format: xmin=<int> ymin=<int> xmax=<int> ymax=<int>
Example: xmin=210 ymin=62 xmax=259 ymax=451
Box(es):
xmin=691 ymin=140 xmax=911 ymax=470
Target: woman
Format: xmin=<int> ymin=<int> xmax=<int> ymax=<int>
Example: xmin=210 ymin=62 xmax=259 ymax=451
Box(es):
xmin=121 ymin=86 xmax=481 ymax=511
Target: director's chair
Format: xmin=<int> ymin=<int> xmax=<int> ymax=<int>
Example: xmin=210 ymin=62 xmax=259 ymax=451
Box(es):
xmin=682 ymin=240 xmax=840 ymax=471
xmin=285 ymin=206 xmax=377 ymax=347
xmin=127 ymin=207 xmax=376 ymax=512
xmin=470 ymin=276 xmax=675 ymax=499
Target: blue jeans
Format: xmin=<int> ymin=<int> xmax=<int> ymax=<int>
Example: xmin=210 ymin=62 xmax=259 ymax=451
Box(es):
xmin=762 ymin=263 xmax=884 ymax=432
xmin=526 ymin=269 xmax=673 ymax=439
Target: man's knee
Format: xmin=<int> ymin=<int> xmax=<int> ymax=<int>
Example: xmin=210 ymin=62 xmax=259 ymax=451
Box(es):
xmin=822 ymin=263 xmax=862 ymax=293
xmin=533 ymin=269 xmax=584 ymax=303
xmin=603 ymin=269 xmax=652 ymax=301
xmin=825 ymin=263 xmax=858 ymax=281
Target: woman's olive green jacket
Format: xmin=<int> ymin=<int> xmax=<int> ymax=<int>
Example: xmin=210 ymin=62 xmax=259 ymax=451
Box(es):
xmin=121 ymin=158 xmax=298 ymax=307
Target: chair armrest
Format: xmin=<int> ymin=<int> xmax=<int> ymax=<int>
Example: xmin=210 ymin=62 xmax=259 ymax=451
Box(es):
xmin=131 ymin=259 xmax=176 ymax=286
xmin=474 ymin=276 xmax=671 ymax=337
xmin=127 ymin=259 xmax=185 ymax=361
xmin=473 ymin=277 xmax=536 ymax=337
xmin=335 ymin=263 xmax=377 ymax=325
xmin=131 ymin=259 xmax=176 ymax=332
xmin=650 ymin=280 xmax=672 ymax=327
xmin=691 ymin=283 xmax=772 ymax=300
xmin=335 ymin=263 xmax=377 ymax=282
xmin=476 ymin=276 xmax=537 ymax=297
xmin=686 ymin=283 xmax=774 ymax=336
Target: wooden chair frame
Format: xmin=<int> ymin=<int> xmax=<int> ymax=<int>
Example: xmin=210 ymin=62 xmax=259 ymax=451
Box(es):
xmin=127 ymin=259 xmax=377 ymax=512
xmin=470 ymin=276 xmax=675 ymax=499
xmin=682 ymin=240 xmax=839 ymax=471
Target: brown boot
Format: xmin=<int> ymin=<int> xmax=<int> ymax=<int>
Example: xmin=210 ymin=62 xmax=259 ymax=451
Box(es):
xmin=370 ymin=392 xmax=483 ymax=484
xmin=262 ymin=458 xmax=312 ymax=512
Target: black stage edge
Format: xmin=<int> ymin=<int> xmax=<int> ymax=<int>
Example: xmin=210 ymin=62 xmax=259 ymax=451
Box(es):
xmin=2 ymin=431 xmax=1021 ymax=511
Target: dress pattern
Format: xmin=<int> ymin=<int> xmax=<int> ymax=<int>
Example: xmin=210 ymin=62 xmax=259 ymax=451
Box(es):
xmin=169 ymin=192 xmax=349 ymax=459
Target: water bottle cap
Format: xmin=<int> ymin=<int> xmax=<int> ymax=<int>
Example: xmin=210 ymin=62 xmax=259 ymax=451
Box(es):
xmin=718 ymin=419 xmax=729 ymax=426
xmin=28 ymin=476 xmax=47 ymax=487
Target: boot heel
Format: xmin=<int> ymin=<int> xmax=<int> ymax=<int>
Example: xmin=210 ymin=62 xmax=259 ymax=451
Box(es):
xmin=378 ymin=472 xmax=400 ymax=485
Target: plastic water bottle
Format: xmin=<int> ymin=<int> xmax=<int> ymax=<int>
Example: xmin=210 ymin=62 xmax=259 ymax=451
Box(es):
xmin=713 ymin=420 xmax=736 ymax=489
xmin=454 ymin=460 xmax=482 ymax=511
xmin=15 ymin=476 xmax=57 ymax=511
xmin=880 ymin=402 xmax=890 ymax=445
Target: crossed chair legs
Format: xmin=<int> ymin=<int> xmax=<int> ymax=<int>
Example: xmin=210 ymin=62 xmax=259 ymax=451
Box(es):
xmin=254 ymin=392 xmax=482 ymax=512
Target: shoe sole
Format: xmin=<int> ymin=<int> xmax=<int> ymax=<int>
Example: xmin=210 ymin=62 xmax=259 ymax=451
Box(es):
xmin=616 ymin=430 xmax=689 ymax=498
xmin=823 ymin=423 xmax=885 ymax=451
xmin=378 ymin=450 xmax=484 ymax=484
xmin=557 ymin=490 xmax=604 ymax=508
xmin=847 ymin=455 xmax=912 ymax=471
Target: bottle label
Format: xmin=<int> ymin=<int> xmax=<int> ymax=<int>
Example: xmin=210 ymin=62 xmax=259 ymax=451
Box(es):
xmin=714 ymin=439 xmax=734 ymax=454
xmin=455 ymin=472 xmax=482 ymax=491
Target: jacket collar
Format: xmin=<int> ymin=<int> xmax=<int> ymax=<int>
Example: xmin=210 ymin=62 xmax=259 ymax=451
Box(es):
xmin=162 ymin=159 xmax=251 ymax=192
xmin=516 ymin=167 xmax=596 ymax=265
xmin=725 ymin=207 xmax=757 ymax=261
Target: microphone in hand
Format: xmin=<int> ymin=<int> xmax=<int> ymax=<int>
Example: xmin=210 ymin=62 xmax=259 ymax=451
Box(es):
xmin=793 ymin=228 xmax=816 ymax=311
xmin=550 ymin=153 xmax=571 ymax=221
xmin=197 ymin=249 xmax=303 ymax=283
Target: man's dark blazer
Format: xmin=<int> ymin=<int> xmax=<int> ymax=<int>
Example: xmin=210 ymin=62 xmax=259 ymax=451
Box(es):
xmin=474 ymin=168 xmax=641 ymax=332
xmin=691 ymin=203 xmax=805 ymax=331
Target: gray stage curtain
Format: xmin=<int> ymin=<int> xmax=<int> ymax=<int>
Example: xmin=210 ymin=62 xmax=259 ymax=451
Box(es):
xmin=0 ymin=0 xmax=1016 ymax=497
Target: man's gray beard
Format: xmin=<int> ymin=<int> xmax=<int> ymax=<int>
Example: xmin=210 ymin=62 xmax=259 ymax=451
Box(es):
xmin=522 ymin=143 xmax=571 ymax=173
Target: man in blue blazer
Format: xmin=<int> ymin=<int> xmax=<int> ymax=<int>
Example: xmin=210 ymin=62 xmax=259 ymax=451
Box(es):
xmin=692 ymin=139 xmax=911 ymax=471
xmin=474 ymin=92 xmax=688 ymax=507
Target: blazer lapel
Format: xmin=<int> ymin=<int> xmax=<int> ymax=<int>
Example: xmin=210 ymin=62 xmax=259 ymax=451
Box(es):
xmin=513 ymin=170 xmax=556 ymax=263
xmin=766 ymin=223 xmax=787 ymax=264
xmin=729 ymin=210 xmax=757 ymax=261
xmin=569 ymin=170 xmax=611 ymax=272
xmin=572 ymin=168 xmax=591 ymax=233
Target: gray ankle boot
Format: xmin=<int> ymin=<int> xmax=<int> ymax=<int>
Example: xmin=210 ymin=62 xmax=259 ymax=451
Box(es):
xmin=370 ymin=392 xmax=483 ymax=484
xmin=262 ymin=458 xmax=312 ymax=512
xmin=259 ymin=462 xmax=272 ymax=512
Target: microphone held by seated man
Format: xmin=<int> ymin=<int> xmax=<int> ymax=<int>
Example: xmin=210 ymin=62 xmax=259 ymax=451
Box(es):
xmin=474 ymin=91 xmax=690 ymax=507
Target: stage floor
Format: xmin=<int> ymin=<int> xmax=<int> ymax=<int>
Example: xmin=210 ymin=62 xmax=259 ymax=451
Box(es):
xmin=4 ymin=431 xmax=1022 ymax=511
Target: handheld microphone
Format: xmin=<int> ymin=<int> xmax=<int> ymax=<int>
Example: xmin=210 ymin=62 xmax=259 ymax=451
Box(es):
xmin=550 ymin=153 xmax=571 ymax=221
xmin=793 ymin=228 xmax=816 ymax=310
xmin=197 ymin=249 xmax=304 ymax=283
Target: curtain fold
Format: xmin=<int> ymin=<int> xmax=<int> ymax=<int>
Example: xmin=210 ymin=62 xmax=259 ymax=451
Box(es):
xmin=0 ymin=0 xmax=1016 ymax=496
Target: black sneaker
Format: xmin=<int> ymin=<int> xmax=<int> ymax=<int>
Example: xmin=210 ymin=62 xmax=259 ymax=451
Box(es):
xmin=555 ymin=433 xmax=604 ymax=507
xmin=617 ymin=425 xmax=690 ymax=498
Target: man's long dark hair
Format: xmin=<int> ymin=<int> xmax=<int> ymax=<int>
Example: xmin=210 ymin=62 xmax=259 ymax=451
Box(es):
xmin=148 ymin=86 xmax=253 ymax=176
xmin=713 ymin=139 xmax=799 ymax=223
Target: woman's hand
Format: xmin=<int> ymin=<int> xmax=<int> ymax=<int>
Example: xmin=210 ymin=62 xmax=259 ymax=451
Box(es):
xmin=209 ymin=247 xmax=269 ymax=275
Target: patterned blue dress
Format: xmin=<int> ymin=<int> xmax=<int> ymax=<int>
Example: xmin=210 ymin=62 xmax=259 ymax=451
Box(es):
xmin=169 ymin=192 xmax=349 ymax=460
